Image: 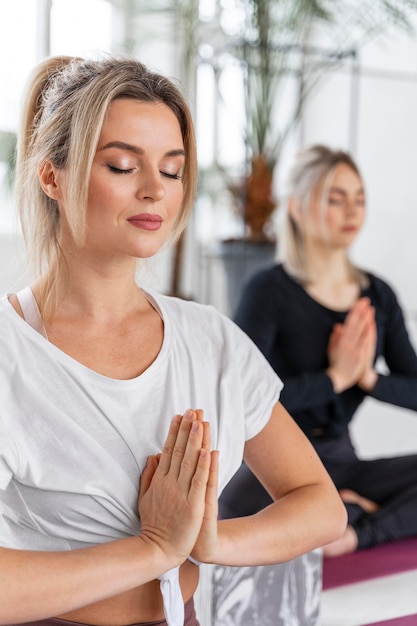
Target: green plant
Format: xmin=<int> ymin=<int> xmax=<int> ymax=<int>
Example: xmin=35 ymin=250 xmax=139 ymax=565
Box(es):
xmin=189 ymin=0 xmax=417 ymax=241
xmin=242 ymin=0 xmax=417 ymax=165
xmin=0 ymin=130 xmax=17 ymax=191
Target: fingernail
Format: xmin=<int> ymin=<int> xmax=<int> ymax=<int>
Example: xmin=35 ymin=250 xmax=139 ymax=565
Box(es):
xmin=191 ymin=421 xmax=199 ymax=432
xmin=184 ymin=409 xmax=193 ymax=420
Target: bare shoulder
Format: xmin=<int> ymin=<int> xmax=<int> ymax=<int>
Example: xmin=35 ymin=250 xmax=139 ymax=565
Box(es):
xmin=5 ymin=293 xmax=24 ymax=319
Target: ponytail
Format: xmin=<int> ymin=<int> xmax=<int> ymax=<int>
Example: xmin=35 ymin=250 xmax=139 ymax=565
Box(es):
xmin=16 ymin=56 xmax=74 ymax=173
xmin=16 ymin=56 xmax=77 ymax=283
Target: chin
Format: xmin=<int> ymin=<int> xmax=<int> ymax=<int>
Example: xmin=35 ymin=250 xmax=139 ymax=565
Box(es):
xmin=132 ymin=245 xmax=165 ymax=260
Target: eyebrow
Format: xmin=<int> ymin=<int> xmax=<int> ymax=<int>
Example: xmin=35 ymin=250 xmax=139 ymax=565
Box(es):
xmin=98 ymin=141 xmax=185 ymax=158
xmin=329 ymin=186 xmax=365 ymax=195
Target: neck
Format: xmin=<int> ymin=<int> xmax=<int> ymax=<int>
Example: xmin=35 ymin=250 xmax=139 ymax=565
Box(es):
xmin=302 ymin=245 xmax=361 ymax=311
xmin=34 ymin=252 xmax=146 ymax=323
xmin=304 ymin=245 xmax=352 ymax=288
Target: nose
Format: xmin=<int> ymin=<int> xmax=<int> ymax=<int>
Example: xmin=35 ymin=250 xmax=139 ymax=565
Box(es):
xmin=345 ymin=198 xmax=360 ymax=216
xmin=136 ymin=165 xmax=166 ymax=202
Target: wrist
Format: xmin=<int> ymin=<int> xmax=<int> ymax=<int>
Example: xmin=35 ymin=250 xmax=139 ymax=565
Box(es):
xmin=326 ymin=368 xmax=348 ymax=394
xmin=191 ymin=522 xmax=225 ymax=565
xmin=135 ymin=534 xmax=183 ymax=578
xmin=358 ymin=369 xmax=378 ymax=392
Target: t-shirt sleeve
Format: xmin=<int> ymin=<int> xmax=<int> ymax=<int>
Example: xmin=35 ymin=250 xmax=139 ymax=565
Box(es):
xmin=223 ymin=315 xmax=284 ymax=441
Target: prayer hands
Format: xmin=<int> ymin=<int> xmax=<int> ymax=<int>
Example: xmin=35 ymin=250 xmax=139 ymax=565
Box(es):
xmin=138 ymin=409 xmax=218 ymax=568
xmin=327 ymin=298 xmax=378 ymax=393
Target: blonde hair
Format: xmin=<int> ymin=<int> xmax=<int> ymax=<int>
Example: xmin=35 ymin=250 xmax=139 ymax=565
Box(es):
xmin=279 ymin=144 xmax=366 ymax=285
xmin=16 ymin=55 xmax=197 ymax=282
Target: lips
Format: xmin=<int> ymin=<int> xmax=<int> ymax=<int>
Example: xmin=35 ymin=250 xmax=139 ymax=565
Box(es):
xmin=127 ymin=213 xmax=163 ymax=231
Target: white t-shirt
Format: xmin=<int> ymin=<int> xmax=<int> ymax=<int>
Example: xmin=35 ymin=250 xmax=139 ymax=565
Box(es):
xmin=0 ymin=289 xmax=282 ymax=551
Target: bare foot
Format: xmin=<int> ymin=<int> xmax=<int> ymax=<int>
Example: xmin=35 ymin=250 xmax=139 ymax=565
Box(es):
xmin=322 ymin=525 xmax=358 ymax=558
xmin=339 ymin=489 xmax=379 ymax=514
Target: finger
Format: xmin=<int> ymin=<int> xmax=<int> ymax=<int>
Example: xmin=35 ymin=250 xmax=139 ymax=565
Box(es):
xmin=328 ymin=324 xmax=342 ymax=356
xmin=195 ymin=411 xmax=212 ymax=451
xmin=157 ymin=413 xmax=183 ymax=475
xmin=329 ymin=324 xmax=343 ymax=343
xmin=169 ymin=410 xmax=202 ymax=478
xmin=195 ymin=410 xmax=209 ymax=447
xmin=187 ymin=448 xmax=211 ymax=507
xmin=202 ymin=421 xmax=211 ymax=451
xmin=343 ymin=309 xmax=370 ymax=345
xmin=345 ymin=308 xmax=368 ymax=332
xmin=177 ymin=419 xmax=206 ymax=491
xmin=358 ymin=308 xmax=376 ymax=342
xmin=347 ymin=298 xmax=371 ymax=321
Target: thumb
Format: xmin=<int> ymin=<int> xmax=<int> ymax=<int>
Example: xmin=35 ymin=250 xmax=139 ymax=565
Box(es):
xmin=139 ymin=455 xmax=159 ymax=498
xmin=328 ymin=323 xmax=343 ymax=348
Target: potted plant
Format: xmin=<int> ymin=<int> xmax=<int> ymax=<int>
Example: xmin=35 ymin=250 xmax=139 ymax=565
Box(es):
xmin=181 ymin=0 xmax=416 ymax=312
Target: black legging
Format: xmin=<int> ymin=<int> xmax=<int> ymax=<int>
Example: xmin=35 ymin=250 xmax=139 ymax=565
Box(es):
xmin=219 ymin=430 xmax=417 ymax=549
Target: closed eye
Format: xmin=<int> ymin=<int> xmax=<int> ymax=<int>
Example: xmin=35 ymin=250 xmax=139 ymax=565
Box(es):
xmin=107 ymin=165 xmax=181 ymax=179
xmin=107 ymin=165 xmax=135 ymax=174
xmin=161 ymin=171 xmax=182 ymax=180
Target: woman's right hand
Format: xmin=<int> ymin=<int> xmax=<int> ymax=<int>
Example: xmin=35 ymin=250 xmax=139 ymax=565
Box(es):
xmin=326 ymin=298 xmax=376 ymax=393
xmin=138 ymin=410 xmax=212 ymax=568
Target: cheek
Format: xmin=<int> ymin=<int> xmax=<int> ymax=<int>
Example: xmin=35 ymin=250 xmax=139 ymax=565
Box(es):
xmin=168 ymin=186 xmax=184 ymax=216
xmin=325 ymin=208 xmax=340 ymax=229
xmin=87 ymin=178 xmax=119 ymax=217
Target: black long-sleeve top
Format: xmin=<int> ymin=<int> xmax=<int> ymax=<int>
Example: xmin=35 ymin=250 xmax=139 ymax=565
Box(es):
xmin=235 ymin=264 xmax=417 ymax=437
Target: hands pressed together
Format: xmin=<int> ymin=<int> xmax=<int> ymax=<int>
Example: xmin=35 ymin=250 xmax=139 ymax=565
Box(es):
xmin=138 ymin=409 xmax=219 ymax=571
xmin=327 ymin=297 xmax=378 ymax=394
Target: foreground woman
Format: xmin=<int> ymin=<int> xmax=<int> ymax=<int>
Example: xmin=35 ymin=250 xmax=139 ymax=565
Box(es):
xmin=0 ymin=60 xmax=345 ymax=626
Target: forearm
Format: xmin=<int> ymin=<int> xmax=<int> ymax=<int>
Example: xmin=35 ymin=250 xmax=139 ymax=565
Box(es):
xmin=0 ymin=536 xmax=175 ymax=624
xmin=211 ymin=483 xmax=346 ymax=567
xmin=369 ymin=373 xmax=417 ymax=411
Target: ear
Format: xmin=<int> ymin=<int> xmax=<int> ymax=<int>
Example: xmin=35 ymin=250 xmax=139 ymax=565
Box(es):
xmin=288 ymin=197 xmax=301 ymax=223
xmin=38 ymin=160 xmax=63 ymax=201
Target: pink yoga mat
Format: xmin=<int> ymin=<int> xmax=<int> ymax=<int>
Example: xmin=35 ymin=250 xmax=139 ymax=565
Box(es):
xmin=366 ymin=615 xmax=417 ymax=625
xmin=322 ymin=537 xmax=417 ymax=590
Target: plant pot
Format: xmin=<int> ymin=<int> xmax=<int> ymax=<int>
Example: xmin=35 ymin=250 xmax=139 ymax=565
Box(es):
xmin=216 ymin=239 xmax=276 ymax=317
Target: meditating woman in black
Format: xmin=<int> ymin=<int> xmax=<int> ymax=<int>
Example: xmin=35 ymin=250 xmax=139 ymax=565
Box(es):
xmin=220 ymin=144 xmax=417 ymax=556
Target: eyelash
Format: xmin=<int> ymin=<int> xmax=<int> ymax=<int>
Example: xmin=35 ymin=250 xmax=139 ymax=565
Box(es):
xmin=107 ymin=165 xmax=181 ymax=180
xmin=108 ymin=165 xmax=134 ymax=175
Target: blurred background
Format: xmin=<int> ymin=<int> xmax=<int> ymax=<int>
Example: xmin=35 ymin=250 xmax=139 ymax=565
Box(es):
xmin=1 ymin=0 xmax=417 ymax=458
